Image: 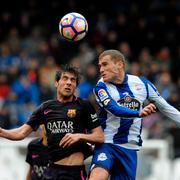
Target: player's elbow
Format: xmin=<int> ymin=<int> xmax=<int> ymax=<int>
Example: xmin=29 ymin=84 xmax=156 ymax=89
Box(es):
xmin=10 ymin=132 xmax=26 ymax=141
xmin=15 ymin=125 xmax=32 ymax=140
xmin=16 ymin=133 xmax=26 ymax=140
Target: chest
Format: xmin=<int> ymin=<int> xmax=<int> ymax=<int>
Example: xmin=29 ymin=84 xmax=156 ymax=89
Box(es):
xmin=43 ymin=103 xmax=84 ymax=122
xmin=107 ymin=82 xmax=147 ymax=110
xmin=42 ymin=103 xmax=86 ymax=134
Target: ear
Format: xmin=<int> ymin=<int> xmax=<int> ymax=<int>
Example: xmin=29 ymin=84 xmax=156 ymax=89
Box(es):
xmin=117 ymin=61 xmax=124 ymax=69
xmin=54 ymin=81 xmax=58 ymax=88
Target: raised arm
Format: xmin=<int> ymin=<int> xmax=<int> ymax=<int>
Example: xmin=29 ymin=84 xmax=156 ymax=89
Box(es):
xmin=94 ymin=85 xmax=155 ymax=118
xmin=146 ymin=80 xmax=180 ymax=124
xmin=0 ymin=124 xmax=33 ymax=140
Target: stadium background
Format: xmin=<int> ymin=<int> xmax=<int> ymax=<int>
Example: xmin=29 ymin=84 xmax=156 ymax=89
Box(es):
xmin=0 ymin=0 xmax=180 ymax=179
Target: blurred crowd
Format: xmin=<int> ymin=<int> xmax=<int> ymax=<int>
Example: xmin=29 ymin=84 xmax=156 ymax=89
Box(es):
xmin=0 ymin=0 xmax=180 ymax=158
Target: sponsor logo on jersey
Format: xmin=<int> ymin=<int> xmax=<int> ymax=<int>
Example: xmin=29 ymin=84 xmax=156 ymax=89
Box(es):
xmin=32 ymin=154 xmax=39 ymax=159
xmin=43 ymin=109 xmax=52 ymax=115
xmin=47 ymin=121 xmax=74 ymax=134
xmin=97 ymin=152 xmax=107 ymax=161
xmin=91 ymin=113 xmax=98 ymax=122
xmin=33 ymin=164 xmax=47 ymax=178
xmin=67 ymin=109 xmax=76 ymax=118
xmin=98 ymin=89 xmax=108 ymax=101
xmin=124 ymin=95 xmax=132 ymax=102
xmin=118 ymin=95 xmax=141 ymax=111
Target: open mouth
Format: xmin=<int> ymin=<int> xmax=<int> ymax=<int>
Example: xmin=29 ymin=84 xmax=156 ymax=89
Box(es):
xmin=64 ymin=87 xmax=71 ymax=91
xmin=102 ymin=74 xmax=106 ymax=79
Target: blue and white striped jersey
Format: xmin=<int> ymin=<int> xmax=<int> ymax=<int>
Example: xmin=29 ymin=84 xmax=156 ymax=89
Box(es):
xmin=94 ymin=74 xmax=180 ymax=149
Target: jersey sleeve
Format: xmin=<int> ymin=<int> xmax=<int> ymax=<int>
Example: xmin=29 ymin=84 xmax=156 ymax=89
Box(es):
xmin=26 ymin=104 xmax=44 ymax=131
xmin=94 ymin=82 xmax=139 ymax=117
xmin=83 ymin=100 xmax=101 ymax=130
xmin=146 ymin=80 xmax=180 ymax=124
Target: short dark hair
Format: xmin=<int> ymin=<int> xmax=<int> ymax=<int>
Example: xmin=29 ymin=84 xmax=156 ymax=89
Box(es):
xmin=55 ymin=64 xmax=81 ymax=85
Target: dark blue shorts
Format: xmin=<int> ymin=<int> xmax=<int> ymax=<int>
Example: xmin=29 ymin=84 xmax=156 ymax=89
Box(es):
xmin=90 ymin=143 xmax=137 ymax=180
xmin=43 ymin=163 xmax=86 ymax=180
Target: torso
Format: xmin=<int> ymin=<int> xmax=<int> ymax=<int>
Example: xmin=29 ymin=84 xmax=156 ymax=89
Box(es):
xmin=54 ymin=152 xmax=84 ymax=165
xmin=27 ymin=98 xmax=99 ymax=162
xmin=95 ymin=74 xmax=148 ymax=147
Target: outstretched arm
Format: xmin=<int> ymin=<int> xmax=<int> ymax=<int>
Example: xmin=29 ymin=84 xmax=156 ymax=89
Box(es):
xmin=146 ymin=80 xmax=180 ymax=124
xmin=94 ymin=86 xmax=155 ymax=118
xmin=0 ymin=124 xmax=33 ymax=140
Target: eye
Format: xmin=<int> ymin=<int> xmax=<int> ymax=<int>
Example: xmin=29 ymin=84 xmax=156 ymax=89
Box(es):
xmin=71 ymin=78 xmax=76 ymax=83
xmin=62 ymin=76 xmax=68 ymax=81
xmin=102 ymin=62 xmax=107 ymax=67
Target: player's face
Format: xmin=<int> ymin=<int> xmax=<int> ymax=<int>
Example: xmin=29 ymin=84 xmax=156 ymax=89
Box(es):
xmin=99 ymin=55 xmax=123 ymax=83
xmin=55 ymin=72 xmax=77 ymax=99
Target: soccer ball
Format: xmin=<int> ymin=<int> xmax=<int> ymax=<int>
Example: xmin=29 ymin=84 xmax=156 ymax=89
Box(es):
xmin=59 ymin=12 xmax=88 ymax=41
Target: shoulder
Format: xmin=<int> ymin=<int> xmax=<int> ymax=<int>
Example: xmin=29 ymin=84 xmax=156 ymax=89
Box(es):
xmin=127 ymin=74 xmax=152 ymax=85
xmin=76 ymin=97 xmax=91 ymax=107
xmin=127 ymin=74 xmax=143 ymax=82
xmin=38 ymin=99 xmax=58 ymax=110
xmin=96 ymin=78 xmax=105 ymax=87
xmin=94 ymin=78 xmax=108 ymax=92
xmin=42 ymin=99 xmax=57 ymax=106
xmin=76 ymin=98 xmax=96 ymax=112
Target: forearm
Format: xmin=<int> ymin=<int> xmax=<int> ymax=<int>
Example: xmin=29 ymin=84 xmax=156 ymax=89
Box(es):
xmin=101 ymin=100 xmax=139 ymax=117
xmin=79 ymin=127 xmax=104 ymax=144
xmin=26 ymin=166 xmax=32 ymax=180
xmin=0 ymin=128 xmax=24 ymax=140
xmin=79 ymin=133 xmax=103 ymax=144
xmin=0 ymin=124 xmax=33 ymax=140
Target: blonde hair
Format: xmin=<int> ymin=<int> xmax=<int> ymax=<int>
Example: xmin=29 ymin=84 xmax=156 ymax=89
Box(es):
xmin=99 ymin=49 xmax=126 ymax=67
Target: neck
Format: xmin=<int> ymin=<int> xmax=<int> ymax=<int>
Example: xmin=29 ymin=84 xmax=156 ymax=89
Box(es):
xmin=114 ymin=71 xmax=125 ymax=84
xmin=57 ymin=95 xmax=74 ymax=103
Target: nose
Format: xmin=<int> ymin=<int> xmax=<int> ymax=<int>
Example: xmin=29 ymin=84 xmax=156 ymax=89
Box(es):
xmin=66 ymin=78 xmax=72 ymax=85
xmin=100 ymin=66 xmax=104 ymax=75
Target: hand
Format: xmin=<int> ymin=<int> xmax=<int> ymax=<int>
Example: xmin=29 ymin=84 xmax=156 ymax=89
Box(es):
xmin=139 ymin=103 xmax=156 ymax=117
xmin=59 ymin=133 xmax=81 ymax=148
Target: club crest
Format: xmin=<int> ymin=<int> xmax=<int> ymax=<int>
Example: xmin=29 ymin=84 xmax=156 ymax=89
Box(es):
xmin=67 ymin=109 xmax=77 ymax=118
